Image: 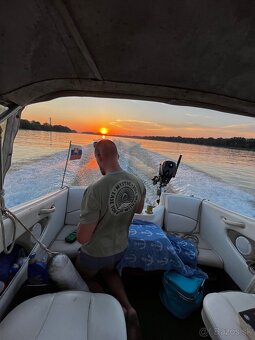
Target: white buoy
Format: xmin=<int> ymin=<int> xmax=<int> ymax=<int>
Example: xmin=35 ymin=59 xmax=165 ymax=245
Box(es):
xmin=48 ymin=254 xmax=89 ymax=292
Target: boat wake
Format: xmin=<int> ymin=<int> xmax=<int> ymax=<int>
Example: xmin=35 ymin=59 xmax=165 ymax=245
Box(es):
xmin=4 ymin=139 xmax=255 ymax=218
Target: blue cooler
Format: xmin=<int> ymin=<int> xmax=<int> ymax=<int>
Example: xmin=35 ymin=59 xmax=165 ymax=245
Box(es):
xmin=160 ymin=271 xmax=205 ymax=319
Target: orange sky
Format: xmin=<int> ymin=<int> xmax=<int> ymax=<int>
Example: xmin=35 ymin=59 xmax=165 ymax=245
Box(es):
xmin=22 ymin=97 xmax=255 ymax=138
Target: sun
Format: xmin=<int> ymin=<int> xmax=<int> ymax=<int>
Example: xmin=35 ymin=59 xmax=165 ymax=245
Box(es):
xmin=99 ymin=127 xmax=108 ymax=135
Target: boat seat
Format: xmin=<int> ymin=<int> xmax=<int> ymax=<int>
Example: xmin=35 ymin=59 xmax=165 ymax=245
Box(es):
xmin=134 ymin=204 xmax=165 ymax=228
xmin=50 ymin=205 xmax=166 ymax=259
xmin=163 ymin=194 xmax=224 ymax=268
xmin=196 ymin=234 xmax=224 ymax=268
xmin=50 ymin=224 xmax=80 ymax=259
xmin=50 ymin=224 xmax=224 ymax=269
xmin=0 ymin=291 xmax=126 ymax=340
xmin=202 ymin=291 xmax=255 ymax=340
xmin=164 ymin=232 xmax=223 ymax=268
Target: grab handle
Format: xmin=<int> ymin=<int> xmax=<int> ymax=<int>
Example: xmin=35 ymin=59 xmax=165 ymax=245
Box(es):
xmin=39 ymin=206 xmax=56 ymax=215
xmin=222 ymin=217 xmax=245 ymax=228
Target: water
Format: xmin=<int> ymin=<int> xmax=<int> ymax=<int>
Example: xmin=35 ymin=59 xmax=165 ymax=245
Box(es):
xmin=4 ymin=130 xmax=255 ymax=218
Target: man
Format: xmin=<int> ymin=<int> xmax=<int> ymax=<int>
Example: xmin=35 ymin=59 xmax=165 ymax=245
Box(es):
xmin=76 ymin=139 xmax=145 ymax=337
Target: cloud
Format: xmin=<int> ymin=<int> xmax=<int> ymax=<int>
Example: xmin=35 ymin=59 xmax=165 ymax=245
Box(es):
xmin=213 ymin=123 xmax=255 ymax=137
xmin=184 ymin=113 xmax=210 ymax=119
xmin=224 ymin=123 xmax=255 ymax=129
xmin=109 ymin=119 xmax=168 ymax=132
xmin=108 ymin=119 xmax=243 ymax=137
xmin=115 ymin=119 xmax=156 ymax=125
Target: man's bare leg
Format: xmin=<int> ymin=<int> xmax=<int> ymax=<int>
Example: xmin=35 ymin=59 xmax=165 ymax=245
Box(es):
xmin=100 ymin=268 xmax=142 ymax=339
xmin=75 ymin=256 xmax=104 ymax=293
xmin=100 ymin=268 xmax=133 ymax=311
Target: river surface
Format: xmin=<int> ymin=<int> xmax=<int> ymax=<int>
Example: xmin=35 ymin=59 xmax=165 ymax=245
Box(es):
xmin=4 ymin=130 xmax=255 ymax=218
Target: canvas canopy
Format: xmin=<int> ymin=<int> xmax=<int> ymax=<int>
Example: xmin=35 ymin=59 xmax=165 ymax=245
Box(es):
xmin=0 ymin=0 xmax=255 ymax=118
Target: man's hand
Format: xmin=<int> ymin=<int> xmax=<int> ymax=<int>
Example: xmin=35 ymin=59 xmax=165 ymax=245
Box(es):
xmin=77 ymin=222 xmax=97 ymax=244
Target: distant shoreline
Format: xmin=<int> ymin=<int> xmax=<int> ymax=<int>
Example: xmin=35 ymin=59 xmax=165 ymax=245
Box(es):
xmin=19 ymin=119 xmax=76 ymax=133
xmin=131 ymin=135 xmax=255 ymax=152
xmin=82 ymin=132 xmax=255 ymax=151
xmin=19 ymin=121 xmax=255 ymax=151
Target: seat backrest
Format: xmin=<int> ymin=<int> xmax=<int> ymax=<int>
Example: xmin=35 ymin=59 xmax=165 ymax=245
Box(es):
xmin=163 ymin=194 xmax=202 ymax=233
xmin=133 ymin=205 xmax=165 ymax=228
xmin=65 ymin=186 xmax=87 ymax=225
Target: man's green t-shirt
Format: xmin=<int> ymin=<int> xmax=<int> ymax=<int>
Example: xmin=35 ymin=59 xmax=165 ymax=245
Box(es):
xmin=80 ymin=170 xmax=146 ymax=257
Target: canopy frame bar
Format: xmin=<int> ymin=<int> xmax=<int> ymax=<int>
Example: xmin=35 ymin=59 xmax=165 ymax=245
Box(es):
xmin=0 ymin=105 xmax=23 ymax=125
xmin=52 ymin=0 xmax=103 ymax=81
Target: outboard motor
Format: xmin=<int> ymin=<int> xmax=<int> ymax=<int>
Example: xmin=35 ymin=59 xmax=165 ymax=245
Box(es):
xmin=152 ymin=155 xmax=182 ymax=202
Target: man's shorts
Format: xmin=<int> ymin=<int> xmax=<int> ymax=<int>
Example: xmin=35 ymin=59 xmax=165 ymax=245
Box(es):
xmin=78 ymin=248 xmax=127 ymax=272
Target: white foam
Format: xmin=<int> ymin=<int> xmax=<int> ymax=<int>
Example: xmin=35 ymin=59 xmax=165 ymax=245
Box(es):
xmin=4 ymin=139 xmax=255 ymax=218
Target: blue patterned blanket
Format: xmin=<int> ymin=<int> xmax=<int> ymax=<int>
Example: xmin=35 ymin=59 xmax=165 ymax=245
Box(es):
xmin=118 ymin=219 xmax=208 ymax=278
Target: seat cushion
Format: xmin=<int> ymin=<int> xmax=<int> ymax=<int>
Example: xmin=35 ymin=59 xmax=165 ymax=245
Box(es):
xmin=162 ymin=194 xmax=223 ymax=268
xmin=134 ymin=205 xmax=165 ymax=228
xmin=165 ymin=233 xmax=224 ymax=268
xmin=202 ymin=291 xmax=255 ymax=340
xmin=0 ymin=291 xmax=126 ymax=340
xmin=164 ymin=194 xmax=202 ymax=233
xmin=198 ymin=248 xmax=223 ymax=268
xmin=52 ymin=223 xmax=224 ymax=268
xmin=196 ymin=235 xmax=224 ymax=268
xmin=50 ymin=225 xmax=80 ymax=259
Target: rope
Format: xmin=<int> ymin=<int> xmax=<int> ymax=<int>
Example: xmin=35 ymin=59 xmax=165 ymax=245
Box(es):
xmin=0 ymin=207 xmax=58 ymax=257
xmin=183 ymin=233 xmax=199 ymax=246
xmin=166 ymin=198 xmax=207 ymax=251
xmin=181 ymin=198 xmax=207 ymax=248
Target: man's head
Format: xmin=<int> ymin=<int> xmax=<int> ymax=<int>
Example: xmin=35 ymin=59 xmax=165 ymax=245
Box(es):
xmin=94 ymin=139 xmax=120 ymax=175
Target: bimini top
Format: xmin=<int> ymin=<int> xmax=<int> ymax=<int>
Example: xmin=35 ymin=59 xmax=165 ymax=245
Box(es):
xmin=0 ymin=0 xmax=255 ymax=118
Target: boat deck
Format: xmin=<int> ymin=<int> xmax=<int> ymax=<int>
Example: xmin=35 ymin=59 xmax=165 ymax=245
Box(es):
xmin=6 ymin=266 xmax=239 ymax=340
xmin=122 ymin=267 xmax=239 ymax=340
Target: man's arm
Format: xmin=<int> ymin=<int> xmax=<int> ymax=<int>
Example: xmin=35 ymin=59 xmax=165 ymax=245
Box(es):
xmin=78 ymin=186 xmax=99 ymax=244
xmin=77 ymin=222 xmax=97 ymax=244
xmin=135 ymin=183 xmax=146 ymax=214
xmin=135 ymin=197 xmax=145 ymax=214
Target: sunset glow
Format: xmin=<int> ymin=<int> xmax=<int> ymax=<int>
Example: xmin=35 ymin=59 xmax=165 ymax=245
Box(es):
xmin=22 ymin=97 xmax=255 ymax=138
xmin=100 ymin=127 xmax=108 ymax=135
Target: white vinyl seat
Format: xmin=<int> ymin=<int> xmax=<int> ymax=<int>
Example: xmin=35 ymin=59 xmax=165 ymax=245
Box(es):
xmin=134 ymin=205 xmax=165 ymax=228
xmin=202 ymin=291 xmax=255 ymax=340
xmin=51 ymin=205 xmax=166 ymax=259
xmin=51 ymin=197 xmax=224 ymax=267
xmin=165 ymin=231 xmax=223 ymax=268
xmin=49 ymin=186 xmax=86 ymax=258
xmin=196 ymin=235 xmax=224 ymax=268
xmin=0 ymin=291 xmax=126 ymax=340
xmin=50 ymin=224 xmax=80 ymax=259
xmin=163 ymin=194 xmax=224 ymax=268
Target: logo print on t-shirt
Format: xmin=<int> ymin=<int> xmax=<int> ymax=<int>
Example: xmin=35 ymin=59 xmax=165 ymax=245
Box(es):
xmin=109 ymin=180 xmax=139 ymax=216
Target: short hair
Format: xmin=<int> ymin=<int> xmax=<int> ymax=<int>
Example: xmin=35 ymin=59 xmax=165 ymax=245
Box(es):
xmin=94 ymin=139 xmax=118 ymax=157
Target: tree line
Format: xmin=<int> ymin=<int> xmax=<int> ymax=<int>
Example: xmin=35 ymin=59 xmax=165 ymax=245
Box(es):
xmin=137 ymin=136 xmax=255 ymax=151
xmin=19 ymin=119 xmax=76 ymax=133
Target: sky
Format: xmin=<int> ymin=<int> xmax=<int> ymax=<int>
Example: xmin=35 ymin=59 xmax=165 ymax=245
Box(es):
xmin=22 ymin=97 xmax=255 ymax=138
